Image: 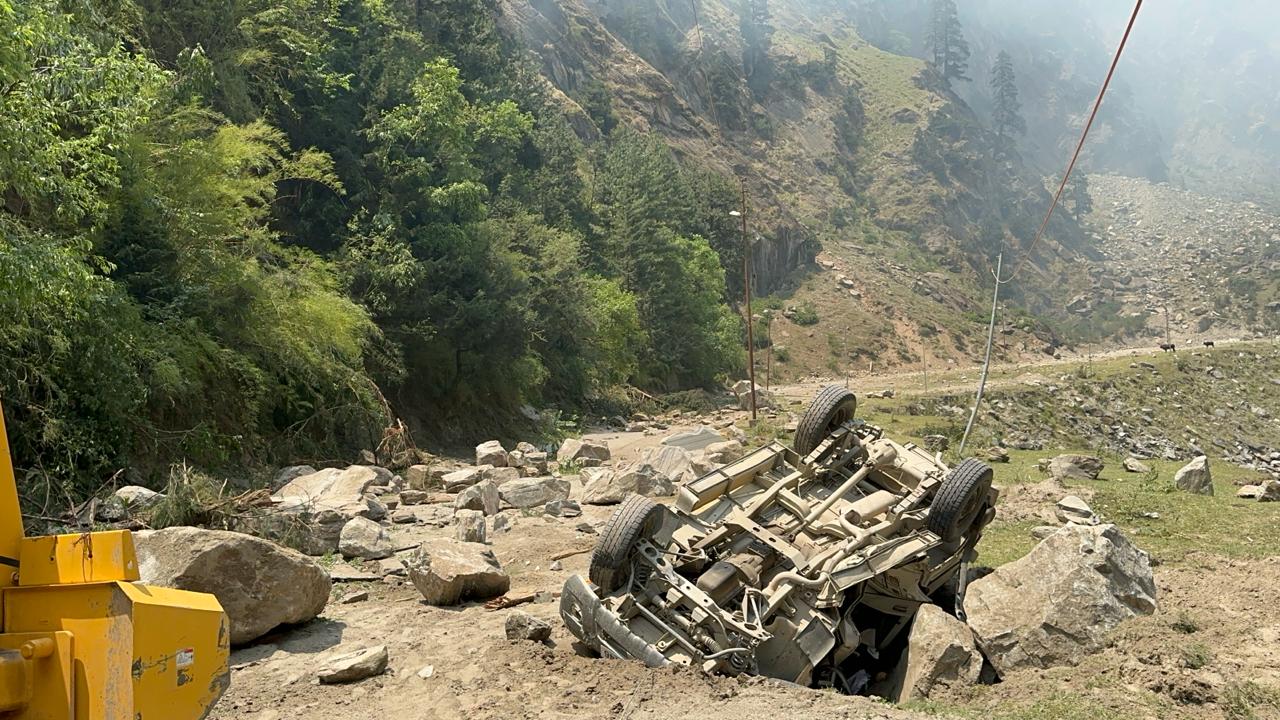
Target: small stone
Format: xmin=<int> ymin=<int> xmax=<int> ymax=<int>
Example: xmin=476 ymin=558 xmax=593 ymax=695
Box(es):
xmin=475 ymin=440 xmax=508 ymax=467
xmin=549 ymin=560 xmax=563 ymax=571
xmin=544 ymin=499 xmax=582 ymax=518
xmin=317 ymin=645 xmax=388 ymax=684
xmin=1174 ymin=456 xmax=1213 ymax=495
xmin=455 ymin=509 xmax=487 ymax=544
xmin=417 ymin=665 xmax=435 ymax=679
xmin=340 ymin=590 xmax=369 ymax=604
xmin=504 ymin=611 xmax=552 ymax=642
xmin=1259 ymin=480 xmax=1280 ymax=502
xmin=1055 ymin=495 xmax=1097 ymax=525
xmin=1123 ymin=457 xmax=1151 ymax=474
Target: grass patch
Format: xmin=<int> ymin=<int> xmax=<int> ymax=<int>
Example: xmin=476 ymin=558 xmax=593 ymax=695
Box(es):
xmin=904 ymin=692 xmax=1125 ymax=720
xmin=1222 ymin=681 xmax=1280 ymax=720
xmin=974 ymin=520 xmax=1041 ymax=567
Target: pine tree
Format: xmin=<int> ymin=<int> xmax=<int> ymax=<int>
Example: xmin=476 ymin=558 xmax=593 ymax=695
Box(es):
xmin=990 ymin=50 xmax=1025 ymax=138
xmin=926 ymin=0 xmax=970 ymax=84
xmin=1065 ymin=172 xmax=1092 ymax=219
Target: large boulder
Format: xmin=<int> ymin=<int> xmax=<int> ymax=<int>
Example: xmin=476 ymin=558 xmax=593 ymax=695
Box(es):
xmin=964 ymin=524 xmax=1156 ymax=676
xmin=135 ymin=527 xmax=331 ymax=645
xmin=317 ymin=645 xmax=388 ymax=684
xmin=274 ymin=466 xmax=383 ymax=513
xmin=338 ymin=517 xmax=393 ymax=560
xmin=250 ymin=466 xmax=389 ymax=553
xmin=498 ymin=476 xmax=570 ymax=509
xmin=635 ymin=445 xmax=698 ymax=487
xmin=475 ymin=440 xmax=509 ymax=467
xmin=1047 ymin=454 xmax=1104 ymax=482
xmin=730 ymin=380 xmax=774 ymax=410
xmin=443 ymin=466 xmax=486 ymax=492
xmin=1122 ymin=457 xmax=1151 ymax=474
xmin=114 ymin=485 xmax=164 ymax=511
xmin=1174 ymin=456 xmax=1213 ymax=495
xmin=557 ymin=437 xmax=611 ymax=466
xmin=891 ymin=604 xmax=983 ymax=701
xmin=405 ymin=539 xmax=509 ymax=605
xmin=454 ymin=480 xmax=500 ymax=515
xmin=702 ymin=439 xmax=744 ymax=465
xmin=402 ymin=465 xmax=433 ymax=490
xmin=272 ymin=465 xmax=317 ymax=491
xmin=580 ymin=467 xmax=630 ymax=505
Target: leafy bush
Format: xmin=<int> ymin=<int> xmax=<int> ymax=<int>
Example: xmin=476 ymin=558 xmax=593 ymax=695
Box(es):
xmin=792 ymin=301 xmax=820 ymax=326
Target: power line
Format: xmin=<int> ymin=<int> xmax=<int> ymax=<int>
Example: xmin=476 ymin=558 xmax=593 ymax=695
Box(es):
xmin=998 ymin=0 xmax=1143 ymax=284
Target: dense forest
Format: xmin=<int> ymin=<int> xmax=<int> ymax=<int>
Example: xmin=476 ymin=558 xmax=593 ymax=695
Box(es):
xmin=0 ymin=0 xmax=751 ymax=501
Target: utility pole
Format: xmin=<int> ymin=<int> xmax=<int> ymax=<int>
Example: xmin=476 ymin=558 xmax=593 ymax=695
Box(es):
xmin=731 ymin=179 xmax=756 ymax=421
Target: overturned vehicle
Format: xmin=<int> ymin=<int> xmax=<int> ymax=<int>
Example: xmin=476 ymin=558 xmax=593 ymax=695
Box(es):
xmin=560 ymin=386 xmax=998 ymax=692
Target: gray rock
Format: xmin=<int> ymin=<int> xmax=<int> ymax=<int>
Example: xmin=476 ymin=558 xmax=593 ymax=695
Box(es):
xmin=402 ymin=466 xmax=433 ymax=491
xmin=635 ymin=445 xmax=697 ymax=488
xmin=556 ymin=437 xmax=611 ymax=466
xmin=272 ymin=465 xmax=317 ymax=491
xmin=1174 ymin=456 xmax=1213 ymax=495
xmin=702 ymin=439 xmax=745 ymax=465
xmin=1123 ymin=457 xmax=1151 ymax=474
xmin=1054 ymin=495 xmax=1097 ymax=525
xmin=498 ymin=476 xmax=570 ymax=509
xmin=338 ymin=517 xmax=394 ymax=560
xmin=1237 ymin=485 xmax=1263 ymax=499
xmin=317 ymin=645 xmax=388 ymax=684
xmin=442 ymin=466 xmax=486 ymax=492
xmin=965 ymin=524 xmax=1156 ymax=676
xmin=544 ymin=499 xmax=582 ymax=518
xmin=580 ymin=467 xmax=628 ymax=505
xmin=891 ymin=604 xmax=983 ymax=701
xmin=114 ymin=485 xmax=164 ymax=510
xmin=1259 ymin=479 xmax=1280 ymax=502
xmin=1047 ymin=454 xmax=1105 ymax=482
xmin=390 ymin=507 xmax=418 ymax=524
xmin=135 ymin=527 xmax=330 ymax=645
xmin=492 ymin=511 xmax=516 ymax=533
xmin=475 ymin=440 xmax=508 ymax=467
xmin=454 ymin=480 xmax=500 ymax=515
xmin=982 ymin=447 xmax=1011 ymax=463
xmin=405 ymin=539 xmax=510 ymax=606
xmin=1030 ymin=525 xmax=1060 ymax=540
xmin=454 ymin=509 xmax=487 ymax=543
xmin=504 ymin=611 xmax=552 ymax=642
xmin=482 ymin=465 xmax=521 ymax=485
xmin=399 ymin=489 xmax=429 ymax=505
xmin=922 ymin=435 xmax=950 ymax=452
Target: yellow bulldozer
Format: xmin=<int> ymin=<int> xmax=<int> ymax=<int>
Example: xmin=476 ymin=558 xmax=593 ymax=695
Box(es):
xmin=0 ymin=405 xmax=229 ymax=718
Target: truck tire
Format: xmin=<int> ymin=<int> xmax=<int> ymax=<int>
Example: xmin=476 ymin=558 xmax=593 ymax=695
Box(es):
xmin=794 ymin=385 xmax=858 ymax=456
xmin=589 ymin=495 xmax=664 ymax=593
xmin=927 ymin=458 xmax=994 ymax=543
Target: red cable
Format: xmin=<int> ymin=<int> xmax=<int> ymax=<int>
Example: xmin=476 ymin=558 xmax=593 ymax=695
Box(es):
xmin=1000 ymin=0 xmax=1143 ymax=282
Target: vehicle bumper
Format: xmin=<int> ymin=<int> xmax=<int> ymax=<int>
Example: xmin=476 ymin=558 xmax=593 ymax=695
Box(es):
xmin=559 ymin=574 xmax=669 ymax=668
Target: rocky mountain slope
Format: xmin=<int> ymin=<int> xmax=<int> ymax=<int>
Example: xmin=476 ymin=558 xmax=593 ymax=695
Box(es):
xmin=498 ymin=0 xmax=1097 ymax=378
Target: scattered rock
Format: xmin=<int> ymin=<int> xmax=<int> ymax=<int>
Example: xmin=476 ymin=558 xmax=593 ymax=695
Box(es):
xmin=402 ymin=465 xmax=432 ymax=490
xmin=1030 ymin=525 xmax=1060 ymax=540
xmin=454 ymin=509 xmax=487 ymax=544
xmin=135 ymin=527 xmax=330 ymax=645
xmin=580 ymin=467 xmax=629 ymax=505
xmin=982 ymin=447 xmax=1010 ymax=463
xmin=702 ymin=439 xmax=745 ymax=465
xmin=498 ymin=476 xmax=570 ymax=509
xmin=1174 ymin=456 xmax=1213 ymax=495
xmin=273 ymin=465 xmax=317 ymax=491
xmin=731 ymin=380 xmax=775 ymax=409
xmin=114 ymin=485 xmax=165 ymax=510
xmin=405 ymin=539 xmax=510 ymax=605
xmin=399 ymin=489 xmax=429 ymax=505
xmin=442 ymin=467 xmax=485 ymax=492
xmin=1123 ymin=457 xmax=1151 ymax=474
xmin=544 ymin=499 xmax=582 ymax=518
xmin=340 ymin=590 xmax=369 ymax=604
xmin=549 ymin=560 xmax=563 ymax=571
xmin=338 ymin=517 xmax=394 ymax=561
xmin=891 ymin=604 xmax=983 ymax=701
xmin=454 ymin=479 xmax=500 ymax=515
xmin=1047 ymin=454 xmax=1104 ymax=482
xmin=1237 ymin=485 xmax=1263 ymax=499
xmin=504 ymin=611 xmax=552 ymax=642
xmin=475 ymin=440 xmax=508 ymax=467
xmin=965 ymin=524 xmax=1157 ymax=675
xmin=1259 ymin=479 xmax=1280 ymax=502
xmin=1054 ymin=495 xmax=1097 ymax=525
xmin=922 ymin=435 xmax=949 ymax=452
xmin=492 ymin=512 xmax=516 ymax=533
xmin=635 ymin=445 xmax=697 ymax=486
xmin=317 ymin=645 xmax=388 ymax=684
xmin=556 ymin=437 xmax=611 ymax=466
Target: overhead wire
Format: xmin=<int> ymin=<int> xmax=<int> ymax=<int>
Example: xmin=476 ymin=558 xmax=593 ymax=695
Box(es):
xmin=957 ymin=0 xmax=1143 ymax=455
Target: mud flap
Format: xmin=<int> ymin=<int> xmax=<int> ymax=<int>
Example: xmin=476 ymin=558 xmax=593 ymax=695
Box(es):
xmin=560 ymin=575 xmax=670 ymax=668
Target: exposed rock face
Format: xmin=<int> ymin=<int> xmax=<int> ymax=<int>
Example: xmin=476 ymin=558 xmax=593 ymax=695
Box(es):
xmin=338 ymin=517 xmax=393 ymax=561
xmin=1047 ymin=454 xmax=1105 ymax=482
xmin=135 ymin=527 xmax=331 ymax=645
xmin=475 ymin=440 xmax=509 ymax=467
xmin=405 ymin=539 xmax=510 ymax=605
xmin=498 ymin=476 xmax=570 ymax=509
xmin=1174 ymin=456 xmax=1214 ymax=495
xmin=504 ymin=611 xmax=552 ymax=642
xmin=965 ymin=524 xmax=1157 ymax=676
xmin=892 ymin=605 xmax=983 ymax=701
xmin=556 ymin=437 xmax=611 ymax=466
xmin=317 ymin=645 xmax=388 ymax=684
xmin=455 ymin=509 xmax=487 ymax=543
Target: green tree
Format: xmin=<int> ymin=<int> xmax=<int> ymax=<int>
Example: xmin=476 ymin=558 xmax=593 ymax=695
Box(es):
xmin=926 ymin=0 xmax=970 ymax=84
xmin=990 ymin=51 xmax=1025 ymax=139
xmin=1065 ymin=172 xmax=1092 ymax=220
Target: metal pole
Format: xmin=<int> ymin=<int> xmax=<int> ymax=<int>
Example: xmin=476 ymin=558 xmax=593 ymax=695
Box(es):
xmin=958 ymin=252 xmax=1002 ymax=457
xmin=740 ymin=180 xmax=757 ymax=421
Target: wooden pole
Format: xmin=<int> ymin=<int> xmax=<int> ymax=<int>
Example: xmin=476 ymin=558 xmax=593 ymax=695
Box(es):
xmin=735 ymin=181 xmax=756 ymax=421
